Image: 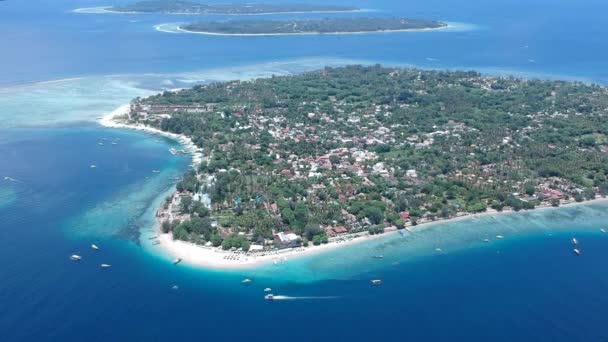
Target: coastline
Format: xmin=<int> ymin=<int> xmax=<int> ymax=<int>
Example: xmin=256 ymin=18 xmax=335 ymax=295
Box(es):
xmin=172 ymin=24 xmax=450 ymax=37
xmin=74 ymin=7 xmax=363 ymax=16
xmin=99 ymin=105 xmax=608 ymax=272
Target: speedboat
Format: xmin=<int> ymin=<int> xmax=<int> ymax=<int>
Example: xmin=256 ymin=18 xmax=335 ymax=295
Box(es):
xmin=371 ymin=279 xmax=382 ymax=285
xmin=242 ymin=278 xmax=252 ymax=284
xmin=265 ymin=294 xmax=274 ymax=300
xmin=91 ymin=244 xmax=99 ymax=250
xmin=100 ymin=264 xmax=111 ymax=268
xmin=173 ymin=258 xmax=182 ymax=265
xmin=573 ymin=248 xmax=581 ymax=256
xmin=572 ymin=237 xmax=578 ymax=245
xmin=70 ymin=254 xmax=82 ymax=261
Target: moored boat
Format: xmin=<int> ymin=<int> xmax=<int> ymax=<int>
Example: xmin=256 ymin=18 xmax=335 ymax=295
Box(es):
xmin=242 ymin=278 xmax=252 ymax=284
xmin=496 ymin=235 xmax=504 ymax=239
xmin=100 ymin=263 xmax=111 ymax=268
xmin=373 ymin=255 xmax=384 ymax=259
xmin=601 ymin=228 xmax=606 ymax=233
xmin=573 ymin=248 xmax=581 ymax=255
xmin=70 ymin=254 xmax=82 ymax=261
xmin=91 ymin=244 xmax=99 ymax=250
xmin=371 ymin=279 xmax=382 ymax=285
xmin=264 ymin=288 xmax=272 ymax=292
xmin=572 ymin=237 xmax=578 ymax=245
xmin=265 ymin=294 xmax=274 ymax=300
xmin=173 ymin=258 xmax=182 ymax=265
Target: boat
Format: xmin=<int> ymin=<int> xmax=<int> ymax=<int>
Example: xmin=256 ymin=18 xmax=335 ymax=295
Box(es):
xmin=148 ymin=236 xmax=158 ymax=240
xmin=601 ymin=228 xmax=607 ymax=233
xmin=98 ymin=142 xmax=104 ymax=146
xmin=573 ymin=248 xmax=581 ymax=255
xmin=91 ymin=244 xmax=99 ymax=250
xmin=264 ymin=287 xmax=272 ymax=292
xmin=111 ymin=142 xmax=118 ymax=145
xmin=169 ymin=148 xmax=177 ymax=155
xmin=173 ymin=258 xmax=182 ymax=265
xmin=496 ymin=235 xmax=504 ymax=239
xmin=242 ymin=278 xmax=252 ymax=284
xmin=372 ymin=255 xmax=384 ymax=259
xmin=405 ymin=227 xmax=412 ymax=232
xmin=371 ymin=279 xmax=382 ymax=285
xmin=572 ymin=237 xmax=578 ymax=245
xmin=70 ymin=254 xmax=82 ymax=261
xmin=265 ymin=294 xmax=274 ymax=300
xmin=483 ymin=239 xmax=490 ymax=242
xmin=152 ymin=170 xmax=160 ymax=173
xmin=90 ymin=165 xmax=97 ymax=168
xmin=100 ymin=264 xmax=111 ymax=268
xmin=171 ymin=285 xmax=179 ymax=290
xmin=435 ymin=248 xmax=443 ymax=252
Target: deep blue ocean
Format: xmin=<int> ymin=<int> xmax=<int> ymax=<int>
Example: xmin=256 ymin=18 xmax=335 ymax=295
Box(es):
xmin=2 ymin=0 xmax=608 ymax=341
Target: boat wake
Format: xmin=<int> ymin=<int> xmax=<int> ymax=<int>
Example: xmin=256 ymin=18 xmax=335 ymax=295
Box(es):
xmin=271 ymin=295 xmax=340 ymax=300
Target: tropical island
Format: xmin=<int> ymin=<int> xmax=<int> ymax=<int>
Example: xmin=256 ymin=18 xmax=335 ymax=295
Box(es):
xmin=107 ymin=0 xmax=359 ymax=15
xmin=109 ymin=65 xmax=608 ymax=265
xmin=179 ymin=17 xmax=448 ymax=36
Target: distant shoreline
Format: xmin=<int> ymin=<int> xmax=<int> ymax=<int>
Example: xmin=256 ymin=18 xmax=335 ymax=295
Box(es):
xmin=73 ymin=6 xmax=363 ymax=16
xmin=170 ymin=24 xmax=450 ymax=37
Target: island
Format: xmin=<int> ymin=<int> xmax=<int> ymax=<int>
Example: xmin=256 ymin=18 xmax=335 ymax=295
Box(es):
xmin=109 ymin=65 xmax=608 ymax=266
xmin=107 ymin=0 xmax=359 ymax=15
xmin=179 ymin=17 xmax=448 ymax=35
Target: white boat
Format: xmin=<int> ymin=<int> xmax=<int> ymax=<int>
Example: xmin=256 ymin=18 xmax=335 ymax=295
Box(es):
xmin=111 ymin=142 xmax=118 ymax=145
xmin=264 ymin=287 xmax=272 ymax=292
xmin=98 ymin=142 xmax=104 ymax=146
xmin=171 ymin=285 xmax=179 ymax=290
xmin=601 ymin=228 xmax=607 ymax=233
xmin=265 ymin=294 xmax=274 ymax=300
xmin=496 ymin=235 xmax=504 ymax=239
xmin=483 ymin=239 xmax=490 ymax=242
xmin=435 ymin=248 xmax=443 ymax=252
xmin=100 ymin=264 xmax=111 ymax=268
xmin=90 ymin=165 xmax=97 ymax=168
xmin=152 ymin=170 xmax=160 ymax=173
xmin=573 ymin=248 xmax=581 ymax=255
xmin=173 ymin=258 xmax=182 ymax=265
xmin=91 ymin=244 xmax=99 ymax=250
xmin=572 ymin=238 xmax=578 ymax=245
xmin=242 ymin=278 xmax=252 ymax=284
xmin=70 ymin=254 xmax=82 ymax=261
xmin=371 ymin=279 xmax=382 ymax=285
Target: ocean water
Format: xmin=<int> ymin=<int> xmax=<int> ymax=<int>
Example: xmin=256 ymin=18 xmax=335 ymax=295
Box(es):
xmin=2 ymin=0 xmax=608 ymax=340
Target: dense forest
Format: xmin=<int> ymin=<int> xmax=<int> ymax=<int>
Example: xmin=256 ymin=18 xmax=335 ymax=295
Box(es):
xmin=110 ymin=0 xmax=358 ymax=14
xmin=127 ymin=65 xmax=608 ymax=249
xmin=182 ymin=18 xmax=446 ymax=35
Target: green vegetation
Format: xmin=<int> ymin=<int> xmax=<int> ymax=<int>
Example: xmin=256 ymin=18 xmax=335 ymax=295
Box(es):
xmin=132 ymin=65 xmax=608 ymax=248
xmin=181 ymin=17 xmax=446 ymax=35
xmin=110 ymin=0 xmax=358 ymax=14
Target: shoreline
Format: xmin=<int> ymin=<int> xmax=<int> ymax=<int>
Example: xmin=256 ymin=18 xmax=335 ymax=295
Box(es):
xmin=74 ymin=7 xmax=363 ymax=16
xmin=172 ymin=24 xmax=450 ymax=37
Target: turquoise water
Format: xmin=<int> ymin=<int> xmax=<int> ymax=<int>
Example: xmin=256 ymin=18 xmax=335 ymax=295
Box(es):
xmin=3 ymin=0 xmax=608 ymax=340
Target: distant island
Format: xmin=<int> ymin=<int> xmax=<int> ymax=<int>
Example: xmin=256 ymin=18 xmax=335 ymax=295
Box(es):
xmin=180 ymin=17 xmax=448 ymax=35
xmin=107 ymin=0 xmax=359 ymax=15
xmin=106 ymin=66 xmax=608 ymax=266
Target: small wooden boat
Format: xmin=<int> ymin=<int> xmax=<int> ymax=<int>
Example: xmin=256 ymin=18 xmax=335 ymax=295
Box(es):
xmin=573 ymin=248 xmax=581 ymax=256
xmin=100 ymin=264 xmax=111 ymax=268
xmin=371 ymin=279 xmax=382 ymax=285
xmin=70 ymin=255 xmax=82 ymax=261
